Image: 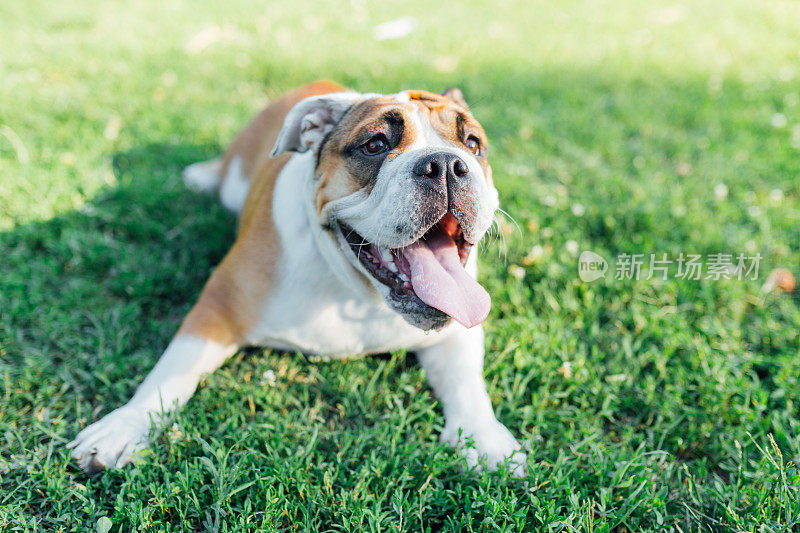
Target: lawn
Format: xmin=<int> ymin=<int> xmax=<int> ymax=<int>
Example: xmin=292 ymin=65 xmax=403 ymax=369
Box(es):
xmin=1 ymin=0 xmax=800 ymax=530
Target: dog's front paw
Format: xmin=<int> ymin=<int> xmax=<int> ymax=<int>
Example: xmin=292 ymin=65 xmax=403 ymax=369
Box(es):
xmin=67 ymin=406 xmax=153 ymax=473
xmin=441 ymin=419 xmax=527 ymax=477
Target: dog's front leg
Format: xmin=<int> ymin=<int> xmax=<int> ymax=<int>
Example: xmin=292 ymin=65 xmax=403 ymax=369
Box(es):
xmin=68 ymin=302 xmax=239 ymax=472
xmin=416 ymin=325 xmax=526 ymax=477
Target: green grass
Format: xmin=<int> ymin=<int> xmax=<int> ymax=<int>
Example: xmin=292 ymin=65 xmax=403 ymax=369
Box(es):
xmin=2 ymin=0 xmax=800 ymax=530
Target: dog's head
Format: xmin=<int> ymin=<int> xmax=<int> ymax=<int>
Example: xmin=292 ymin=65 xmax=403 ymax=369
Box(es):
xmin=272 ymin=88 xmax=498 ymax=331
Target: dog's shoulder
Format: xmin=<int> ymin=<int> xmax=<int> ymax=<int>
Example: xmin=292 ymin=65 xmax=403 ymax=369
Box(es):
xmin=235 ymin=80 xmax=346 ymax=227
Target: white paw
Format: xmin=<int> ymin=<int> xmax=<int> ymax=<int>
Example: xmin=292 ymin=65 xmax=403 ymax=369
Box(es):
xmin=67 ymin=406 xmax=153 ymax=473
xmin=442 ymin=419 xmax=527 ymax=477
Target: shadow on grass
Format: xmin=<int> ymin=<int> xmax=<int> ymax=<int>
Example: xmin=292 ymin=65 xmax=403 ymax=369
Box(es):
xmin=0 ymin=138 xmax=409 ymax=435
xmin=0 ymin=142 xmax=236 ymax=406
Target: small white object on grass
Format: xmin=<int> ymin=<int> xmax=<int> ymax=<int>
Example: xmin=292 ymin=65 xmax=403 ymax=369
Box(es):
xmin=372 ymin=17 xmax=417 ymax=41
xmin=762 ymin=268 xmax=796 ymax=294
xmin=260 ymin=369 xmax=277 ymax=387
xmin=565 ymin=240 xmax=579 ymax=257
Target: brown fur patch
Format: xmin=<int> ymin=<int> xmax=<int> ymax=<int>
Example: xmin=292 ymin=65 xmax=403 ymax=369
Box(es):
xmin=179 ymin=80 xmax=345 ymax=344
xmin=314 ymin=97 xmax=418 ymax=214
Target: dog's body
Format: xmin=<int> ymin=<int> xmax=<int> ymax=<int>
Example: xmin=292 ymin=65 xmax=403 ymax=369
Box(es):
xmin=69 ymin=81 xmax=525 ymax=475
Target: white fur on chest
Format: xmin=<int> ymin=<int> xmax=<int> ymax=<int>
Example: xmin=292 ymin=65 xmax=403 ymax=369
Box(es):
xmin=246 ymin=153 xmax=454 ymax=358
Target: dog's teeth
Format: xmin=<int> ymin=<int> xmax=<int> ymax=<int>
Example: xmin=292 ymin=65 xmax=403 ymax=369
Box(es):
xmin=381 ymin=249 xmax=392 ymax=262
xmin=388 ymin=262 xmax=398 ymax=272
xmin=399 ymin=273 xmax=409 ymax=282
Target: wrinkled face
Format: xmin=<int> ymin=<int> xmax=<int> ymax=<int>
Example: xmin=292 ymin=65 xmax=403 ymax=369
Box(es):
xmin=312 ymin=90 xmax=499 ymax=330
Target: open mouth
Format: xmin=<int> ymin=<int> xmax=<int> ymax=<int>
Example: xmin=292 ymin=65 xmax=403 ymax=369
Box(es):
xmin=341 ymin=213 xmax=491 ymax=329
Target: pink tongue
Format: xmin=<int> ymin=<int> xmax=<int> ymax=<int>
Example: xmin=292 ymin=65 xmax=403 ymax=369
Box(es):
xmin=400 ymin=227 xmax=490 ymax=328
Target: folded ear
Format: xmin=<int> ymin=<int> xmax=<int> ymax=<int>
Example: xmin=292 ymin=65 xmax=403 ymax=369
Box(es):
xmin=271 ymin=92 xmax=363 ymax=157
xmin=441 ymin=87 xmax=469 ymax=110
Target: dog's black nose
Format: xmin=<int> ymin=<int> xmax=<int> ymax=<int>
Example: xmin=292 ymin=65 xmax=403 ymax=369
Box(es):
xmin=413 ymin=152 xmax=470 ymax=181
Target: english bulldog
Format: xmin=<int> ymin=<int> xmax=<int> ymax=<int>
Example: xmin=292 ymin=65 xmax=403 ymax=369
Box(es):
xmin=68 ymin=81 xmax=526 ymax=476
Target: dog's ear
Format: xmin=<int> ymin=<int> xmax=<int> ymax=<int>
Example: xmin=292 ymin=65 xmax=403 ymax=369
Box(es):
xmin=442 ymin=87 xmax=469 ymax=110
xmin=271 ymin=92 xmax=362 ymax=157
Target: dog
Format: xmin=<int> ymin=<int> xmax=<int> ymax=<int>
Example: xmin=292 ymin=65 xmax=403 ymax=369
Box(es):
xmin=68 ymin=81 xmax=526 ymax=476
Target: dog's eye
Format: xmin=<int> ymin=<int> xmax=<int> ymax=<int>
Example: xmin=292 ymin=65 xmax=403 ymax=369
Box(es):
xmin=361 ymin=135 xmax=390 ymax=155
xmin=465 ymin=136 xmax=481 ymax=155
